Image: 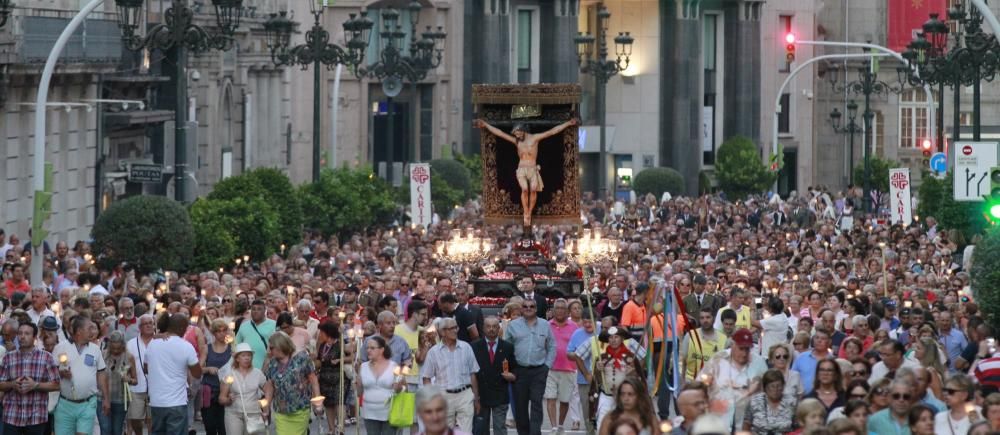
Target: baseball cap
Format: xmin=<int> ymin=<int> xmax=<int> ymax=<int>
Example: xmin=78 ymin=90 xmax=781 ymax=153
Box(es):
xmin=732 ymin=328 xmax=753 ymax=347
xmin=40 ymin=316 xmax=59 ymax=331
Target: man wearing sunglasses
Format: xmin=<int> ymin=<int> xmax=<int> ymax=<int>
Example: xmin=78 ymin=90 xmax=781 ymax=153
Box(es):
xmin=503 ymin=295 xmax=555 ymax=435
xmin=866 ymin=381 xmax=915 ymax=434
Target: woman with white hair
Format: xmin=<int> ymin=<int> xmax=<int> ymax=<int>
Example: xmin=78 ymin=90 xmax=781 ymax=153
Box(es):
xmin=98 ymin=330 xmax=137 ymax=435
xmin=416 ymin=385 xmax=471 ymax=435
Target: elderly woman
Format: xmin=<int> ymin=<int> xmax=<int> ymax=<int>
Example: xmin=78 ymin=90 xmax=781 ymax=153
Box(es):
xmin=742 ymin=369 xmax=796 ymax=435
xmin=934 ymin=373 xmax=981 ymax=434
xmin=767 ymin=343 xmax=802 ymax=399
xmin=417 ymin=385 xmax=470 ymax=435
xmin=98 ymin=331 xmax=137 ymax=435
xmin=220 ymin=343 xmax=267 ymax=435
xmin=262 ymin=331 xmax=322 ymax=435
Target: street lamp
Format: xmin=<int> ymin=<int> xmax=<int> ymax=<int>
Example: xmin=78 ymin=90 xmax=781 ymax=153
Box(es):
xmin=264 ymin=3 xmax=373 ymax=182
xmin=113 ymin=0 xmax=244 ymax=202
xmin=574 ymin=4 xmax=633 ymax=199
xmin=828 ymin=56 xmax=903 ymax=214
xmin=0 ymin=0 xmax=14 ymax=28
xmin=359 ymin=2 xmax=446 ymax=178
xmin=829 ymin=100 xmax=863 ymax=185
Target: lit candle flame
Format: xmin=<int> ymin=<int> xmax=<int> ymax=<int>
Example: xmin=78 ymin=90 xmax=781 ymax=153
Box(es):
xmin=225 ymin=375 xmax=234 ymax=384
xmin=59 ymin=354 xmax=68 ymax=364
xmin=259 ymin=399 xmax=269 ymax=408
xmin=660 ymin=422 xmax=672 ymax=433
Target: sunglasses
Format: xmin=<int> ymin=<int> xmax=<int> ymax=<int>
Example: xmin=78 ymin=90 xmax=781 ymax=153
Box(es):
xmin=523 ymin=305 xmax=536 ymax=308
xmin=793 ymin=342 xmax=807 ymax=347
xmin=872 ymin=388 xmax=888 ymax=396
xmin=850 ymin=393 xmax=868 ymax=399
xmin=891 ymin=393 xmax=912 ymax=401
xmin=773 ymin=354 xmax=789 ymax=360
xmin=943 ymin=388 xmax=963 ymax=395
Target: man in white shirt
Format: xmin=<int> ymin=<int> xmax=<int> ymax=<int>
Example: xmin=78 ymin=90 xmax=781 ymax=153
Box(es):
xmin=126 ymin=314 xmax=155 ymax=435
xmin=422 ymin=317 xmax=480 ymax=433
xmin=53 ymin=316 xmax=110 ymax=435
xmin=26 ymin=286 xmax=55 ymax=326
xmin=146 ymin=313 xmax=202 ymax=435
xmin=869 ymin=339 xmax=918 ymax=384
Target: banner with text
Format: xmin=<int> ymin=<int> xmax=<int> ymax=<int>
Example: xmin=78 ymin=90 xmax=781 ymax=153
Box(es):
xmin=889 ymin=167 xmax=913 ymax=226
xmin=409 ymin=163 xmax=432 ymax=227
xmin=888 ymin=0 xmax=947 ymax=52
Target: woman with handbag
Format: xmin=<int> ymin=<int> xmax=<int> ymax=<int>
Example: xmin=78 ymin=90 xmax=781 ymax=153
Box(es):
xmin=220 ymin=343 xmax=267 ymax=435
xmin=262 ymin=331 xmax=323 ymax=435
xmin=357 ymin=335 xmax=405 ymax=435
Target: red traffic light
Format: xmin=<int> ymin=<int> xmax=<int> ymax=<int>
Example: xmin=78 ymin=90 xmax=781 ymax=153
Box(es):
xmin=785 ymin=33 xmax=796 ymax=44
xmin=921 ymin=139 xmax=932 ymax=150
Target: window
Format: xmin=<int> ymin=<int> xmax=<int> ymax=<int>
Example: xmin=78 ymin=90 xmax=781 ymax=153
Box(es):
xmin=779 ymin=15 xmax=792 ymax=72
xmin=778 ymin=93 xmax=790 ymax=133
xmin=871 ymin=111 xmax=885 ymax=156
xmin=366 ymin=9 xmax=415 ymax=66
xmin=898 ymin=89 xmax=933 ymax=148
xmin=703 ymin=15 xmax=717 ymax=71
xmin=960 ymin=112 xmax=974 ymax=126
xmin=513 ymin=7 xmax=540 ymax=83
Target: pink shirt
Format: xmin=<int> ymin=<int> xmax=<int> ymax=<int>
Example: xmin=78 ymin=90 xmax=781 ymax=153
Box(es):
xmin=550 ymin=319 xmax=579 ymax=372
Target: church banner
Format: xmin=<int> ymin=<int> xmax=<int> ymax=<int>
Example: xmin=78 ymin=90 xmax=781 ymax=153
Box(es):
xmin=889 ymin=167 xmax=913 ymax=226
xmin=888 ymin=0 xmax=948 ymax=52
xmin=409 ymin=163 xmax=432 ymax=228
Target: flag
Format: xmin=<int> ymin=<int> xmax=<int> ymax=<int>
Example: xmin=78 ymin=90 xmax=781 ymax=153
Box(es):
xmin=887 ymin=0 xmax=948 ymax=52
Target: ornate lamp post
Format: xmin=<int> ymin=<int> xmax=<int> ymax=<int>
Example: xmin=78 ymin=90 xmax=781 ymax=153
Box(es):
xmin=565 ymin=228 xmax=619 ymax=318
xmin=829 ymin=101 xmax=863 ymax=185
xmin=828 ymin=55 xmax=903 ymax=213
xmin=264 ymin=5 xmax=373 ymax=182
xmin=573 ymin=4 xmax=633 ymax=199
xmin=0 ymin=0 xmax=13 ymax=28
xmin=359 ymin=2 xmax=446 ymax=176
xmin=113 ymin=0 xmax=244 ymax=202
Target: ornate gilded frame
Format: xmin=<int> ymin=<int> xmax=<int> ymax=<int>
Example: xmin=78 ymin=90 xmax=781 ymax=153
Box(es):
xmin=472 ymin=83 xmax=582 ymax=225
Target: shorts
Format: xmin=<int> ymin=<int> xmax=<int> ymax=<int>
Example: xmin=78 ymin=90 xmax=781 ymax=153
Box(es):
xmin=54 ymin=396 xmax=97 ymax=435
xmin=544 ymin=370 xmax=575 ymax=403
xmin=516 ymin=165 xmax=544 ymax=192
xmin=127 ymin=392 xmax=149 ymax=420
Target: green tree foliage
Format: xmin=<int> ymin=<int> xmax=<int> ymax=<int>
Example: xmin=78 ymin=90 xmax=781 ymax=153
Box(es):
xmin=189 ymin=198 xmax=281 ymax=262
xmin=454 ymin=153 xmax=483 ymax=195
xmin=852 ymin=156 xmax=899 ymax=194
xmin=917 ymin=171 xmax=988 ymax=242
xmin=632 ymin=167 xmax=685 ymax=199
xmin=430 ymin=159 xmax=473 ymax=199
xmin=299 ymin=168 xmax=397 ymax=236
xmin=189 ymin=217 xmax=238 ymax=272
xmin=971 ymin=226 xmax=1000 ymax=332
xmin=715 ymin=136 xmax=777 ymax=199
xmin=91 ymin=195 xmax=194 ymax=273
xmin=208 ymin=168 xmax=302 ymax=244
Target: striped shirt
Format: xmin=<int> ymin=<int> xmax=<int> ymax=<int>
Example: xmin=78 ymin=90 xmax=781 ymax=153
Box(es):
xmin=421 ymin=340 xmax=479 ymax=390
xmin=974 ymin=355 xmax=1000 ymax=389
xmin=0 ymin=349 xmax=59 ymax=427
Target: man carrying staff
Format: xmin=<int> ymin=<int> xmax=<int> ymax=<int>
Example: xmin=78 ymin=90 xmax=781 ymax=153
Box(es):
xmin=474 ymin=118 xmax=578 ymax=226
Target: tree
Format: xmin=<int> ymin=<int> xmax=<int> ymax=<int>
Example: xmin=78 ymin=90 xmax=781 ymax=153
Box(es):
xmin=208 ymin=168 xmax=302 ymax=244
xmin=971 ymin=226 xmax=1000 ymax=332
xmin=917 ymin=171 xmax=988 ymax=242
xmin=189 ymin=197 xmax=281 ymax=262
xmin=455 ymin=153 xmax=483 ymax=195
xmin=715 ymin=136 xmax=777 ymax=199
xmin=431 ymin=158 xmax=473 ymax=199
xmin=852 ymin=156 xmax=899 ymax=194
xmin=299 ymin=168 xmax=397 ymax=236
xmin=632 ymin=167 xmax=685 ymax=199
xmin=91 ymin=195 xmax=194 ymax=273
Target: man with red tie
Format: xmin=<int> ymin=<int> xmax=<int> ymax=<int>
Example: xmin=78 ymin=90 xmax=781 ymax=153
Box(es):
xmin=472 ymin=316 xmax=517 ymax=435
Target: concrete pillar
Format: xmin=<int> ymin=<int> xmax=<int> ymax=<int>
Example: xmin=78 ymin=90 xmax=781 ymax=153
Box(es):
xmin=723 ymin=0 xmax=763 ymax=143
xmin=659 ymin=0 xmax=702 ymax=197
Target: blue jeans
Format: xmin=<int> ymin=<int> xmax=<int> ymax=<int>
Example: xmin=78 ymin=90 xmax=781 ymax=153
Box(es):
xmin=151 ymin=405 xmax=187 ymax=435
xmin=98 ymin=400 xmax=126 ymax=435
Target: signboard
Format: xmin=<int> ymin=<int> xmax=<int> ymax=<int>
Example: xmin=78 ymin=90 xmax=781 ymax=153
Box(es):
xmin=409 ymin=163 xmax=432 ymax=227
xmin=954 ymin=142 xmax=999 ymax=201
xmin=887 ymin=0 xmax=948 ymax=52
xmin=128 ymin=163 xmax=163 ymax=183
xmin=930 ymin=152 xmax=947 ymax=173
xmin=889 ymin=168 xmax=913 ymax=226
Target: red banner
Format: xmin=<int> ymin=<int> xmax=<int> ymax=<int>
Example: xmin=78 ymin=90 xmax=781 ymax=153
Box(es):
xmin=887 ymin=0 xmax=948 ymax=52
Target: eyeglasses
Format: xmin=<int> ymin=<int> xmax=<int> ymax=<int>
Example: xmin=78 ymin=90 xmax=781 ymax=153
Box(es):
xmin=523 ymin=305 xmax=536 ymax=309
xmin=850 ymin=392 xmax=868 ymax=399
xmin=443 ymin=326 xmax=459 ymax=331
xmin=891 ymin=393 xmax=912 ymax=401
xmin=943 ymin=388 xmax=962 ymax=395
xmin=872 ymin=388 xmax=888 ymax=396
xmin=773 ymin=354 xmax=789 ymax=360
xmin=793 ymin=342 xmax=808 ymax=347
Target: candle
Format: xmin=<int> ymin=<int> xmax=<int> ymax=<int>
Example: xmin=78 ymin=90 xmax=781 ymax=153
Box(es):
xmin=228 ymin=321 xmax=236 ymax=331
xmin=259 ymin=399 xmax=269 ymax=409
xmin=225 ymin=335 xmax=234 ymax=344
xmin=59 ymin=353 xmax=68 ymax=365
xmin=904 ymin=300 xmax=912 ymax=308
xmin=660 ymin=422 xmax=672 ymax=433
xmin=224 ymin=375 xmax=234 ymax=385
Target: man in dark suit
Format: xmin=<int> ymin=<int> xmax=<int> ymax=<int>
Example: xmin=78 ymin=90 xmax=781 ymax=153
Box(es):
xmin=458 ymin=283 xmax=485 ymax=339
xmin=518 ymin=275 xmax=547 ymax=319
xmin=472 ymin=316 xmax=517 ymax=435
xmin=682 ymin=274 xmax=720 ymax=321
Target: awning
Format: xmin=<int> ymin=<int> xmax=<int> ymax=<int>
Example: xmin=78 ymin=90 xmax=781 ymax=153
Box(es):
xmin=105 ymin=110 xmax=175 ymax=127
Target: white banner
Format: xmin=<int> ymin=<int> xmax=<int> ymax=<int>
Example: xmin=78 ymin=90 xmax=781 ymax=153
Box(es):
xmin=889 ymin=168 xmax=913 ymax=226
xmin=409 ymin=163 xmax=432 ymax=227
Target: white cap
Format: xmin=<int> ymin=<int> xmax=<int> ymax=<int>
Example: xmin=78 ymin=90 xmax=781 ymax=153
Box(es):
xmin=88 ymin=284 xmax=109 ymax=296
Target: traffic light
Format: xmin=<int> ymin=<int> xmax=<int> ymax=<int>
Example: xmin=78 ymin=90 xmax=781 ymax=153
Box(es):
xmin=785 ymin=33 xmax=796 ymax=63
xmin=987 ymin=166 xmax=1000 ymax=220
xmin=921 ymin=139 xmax=932 ymax=157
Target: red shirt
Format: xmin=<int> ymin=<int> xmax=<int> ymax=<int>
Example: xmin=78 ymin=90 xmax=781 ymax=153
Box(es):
xmin=4 ymin=280 xmax=30 ymax=299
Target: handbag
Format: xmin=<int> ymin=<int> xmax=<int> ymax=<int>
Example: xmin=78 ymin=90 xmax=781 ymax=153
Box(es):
xmin=388 ymin=391 xmax=415 ymax=427
xmin=237 ymin=374 xmax=267 ymax=435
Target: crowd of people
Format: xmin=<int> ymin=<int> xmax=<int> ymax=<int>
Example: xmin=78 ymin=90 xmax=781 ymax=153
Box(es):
xmin=0 ymin=186 xmax=995 ymax=435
